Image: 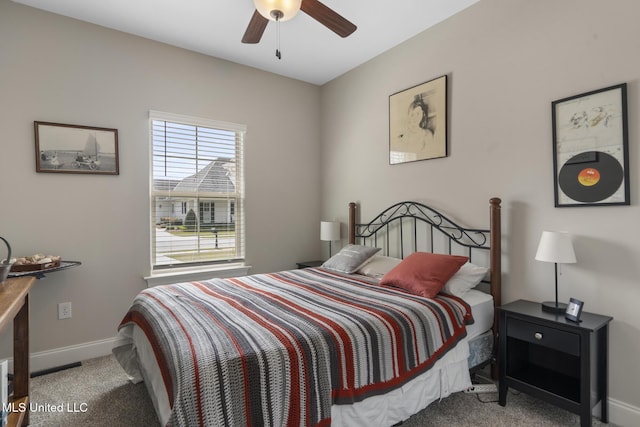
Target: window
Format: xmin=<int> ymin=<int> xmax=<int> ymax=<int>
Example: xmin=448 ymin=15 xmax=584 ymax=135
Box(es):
xmin=150 ymin=111 xmax=245 ymax=271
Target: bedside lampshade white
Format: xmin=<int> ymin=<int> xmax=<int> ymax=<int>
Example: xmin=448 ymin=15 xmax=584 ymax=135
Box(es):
xmin=320 ymin=221 xmax=340 ymax=257
xmin=535 ymin=231 xmax=576 ymax=313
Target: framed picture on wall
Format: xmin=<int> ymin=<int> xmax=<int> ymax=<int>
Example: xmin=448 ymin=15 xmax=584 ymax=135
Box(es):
xmin=389 ymin=75 xmax=448 ymax=165
xmin=551 ymin=83 xmax=629 ymax=207
xmin=35 ymin=121 xmax=119 ymax=175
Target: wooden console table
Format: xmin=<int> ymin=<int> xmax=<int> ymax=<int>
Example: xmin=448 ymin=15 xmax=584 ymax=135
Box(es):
xmin=0 ymin=276 xmax=35 ymax=427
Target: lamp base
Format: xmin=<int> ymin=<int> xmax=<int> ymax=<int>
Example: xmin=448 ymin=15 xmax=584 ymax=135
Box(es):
xmin=541 ymin=301 xmax=567 ymax=313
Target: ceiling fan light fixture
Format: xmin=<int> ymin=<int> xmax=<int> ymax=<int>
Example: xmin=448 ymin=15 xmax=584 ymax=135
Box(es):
xmin=254 ymin=0 xmax=302 ymax=22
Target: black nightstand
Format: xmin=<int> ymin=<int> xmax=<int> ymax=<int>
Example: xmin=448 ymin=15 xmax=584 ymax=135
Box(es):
xmin=296 ymin=260 xmax=324 ymax=269
xmin=498 ymin=299 xmax=612 ymax=427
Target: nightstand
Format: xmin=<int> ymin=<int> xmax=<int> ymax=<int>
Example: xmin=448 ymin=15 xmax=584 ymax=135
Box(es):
xmin=296 ymin=260 xmax=324 ymax=269
xmin=498 ymin=299 xmax=612 ymax=427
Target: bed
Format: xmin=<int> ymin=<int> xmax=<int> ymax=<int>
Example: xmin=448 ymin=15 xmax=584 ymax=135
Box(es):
xmin=114 ymin=198 xmax=502 ymax=426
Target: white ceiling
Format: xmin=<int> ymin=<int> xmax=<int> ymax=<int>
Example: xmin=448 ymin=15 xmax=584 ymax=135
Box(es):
xmin=12 ymin=0 xmax=479 ymax=85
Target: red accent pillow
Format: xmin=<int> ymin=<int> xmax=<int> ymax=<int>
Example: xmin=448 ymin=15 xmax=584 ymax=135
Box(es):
xmin=380 ymin=252 xmax=468 ymax=298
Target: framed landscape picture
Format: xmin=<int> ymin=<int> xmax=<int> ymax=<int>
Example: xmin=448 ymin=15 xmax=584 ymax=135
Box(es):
xmin=35 ymin=121 xmax=119 ymax=175
xmin=551 ymin=83 xmax=628 ymax=207
xmin=389 ymin=75 xmax=448 ymax=165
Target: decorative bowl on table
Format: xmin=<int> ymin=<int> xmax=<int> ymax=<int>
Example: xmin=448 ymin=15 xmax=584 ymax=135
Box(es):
xmin=10 ymin=254 xmax=62 ymax=272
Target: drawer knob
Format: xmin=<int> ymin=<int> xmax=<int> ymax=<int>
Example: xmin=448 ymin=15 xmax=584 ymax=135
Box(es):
xmin=534 ymin=332 xmax=543 ymax=340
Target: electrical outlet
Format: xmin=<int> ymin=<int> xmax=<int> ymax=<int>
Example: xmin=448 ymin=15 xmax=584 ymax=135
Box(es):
xmin=58 ymin=302 xmax=72 ymax=319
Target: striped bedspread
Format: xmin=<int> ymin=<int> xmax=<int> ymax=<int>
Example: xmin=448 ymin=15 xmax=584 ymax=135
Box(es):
xmin=118 ymin=267 xmax=473 ymax=426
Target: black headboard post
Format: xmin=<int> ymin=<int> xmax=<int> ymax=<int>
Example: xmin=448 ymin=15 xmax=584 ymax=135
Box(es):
xmin=348 ymin=202 xmax=357 ymax=245
xmin=489 ymin=198 xmax=502 ymax=316
xmin=489 ymin=197 xmax=502 ymax=379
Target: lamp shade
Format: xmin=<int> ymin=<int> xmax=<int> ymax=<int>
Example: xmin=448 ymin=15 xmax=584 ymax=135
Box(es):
xmin=254 ymin=0 xmax=302 ymax=21
xmin=320 ymin=221 xmax=340 ymax=242
xmin=535 ymin=231 xmax=576 ymax=264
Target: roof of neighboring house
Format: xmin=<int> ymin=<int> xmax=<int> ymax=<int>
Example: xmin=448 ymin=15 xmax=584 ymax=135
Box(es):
xmin=153 ymin=178 xmax=181 ymax=191
xmin=172 ymin=159 xmax=235 ymax=193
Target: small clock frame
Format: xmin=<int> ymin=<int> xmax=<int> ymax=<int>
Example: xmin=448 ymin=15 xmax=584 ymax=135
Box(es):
xmin=565 ymin=297 xmax=584 ymax=322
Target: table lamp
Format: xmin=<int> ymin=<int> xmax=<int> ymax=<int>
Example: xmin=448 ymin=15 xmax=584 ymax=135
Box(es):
xmin=535 ymin=231 xmax=576 ymax=313
xmin=320 ymin=221 xmax=340 ymax=257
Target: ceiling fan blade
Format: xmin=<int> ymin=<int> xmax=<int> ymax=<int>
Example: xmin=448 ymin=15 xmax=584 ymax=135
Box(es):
xmin=242 ymin=10 xmax=269 ymax=44
xmin=300 ymin=0 xmax=357 ymax=38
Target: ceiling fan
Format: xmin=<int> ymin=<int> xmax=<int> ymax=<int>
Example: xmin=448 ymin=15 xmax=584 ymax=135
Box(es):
xmin=242 ymin=0 xmax=357 ymax=45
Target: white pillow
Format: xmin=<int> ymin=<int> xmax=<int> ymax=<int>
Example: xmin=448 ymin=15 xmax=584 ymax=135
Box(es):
xmin=356 ymin=255 xmax=402 ymax=279
xmin=441 ymin=262 xmax=489 ymax=297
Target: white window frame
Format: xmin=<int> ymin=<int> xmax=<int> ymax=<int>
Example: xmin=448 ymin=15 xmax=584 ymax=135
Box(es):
xmin=145 ymin=111 xmax=248 ymax=284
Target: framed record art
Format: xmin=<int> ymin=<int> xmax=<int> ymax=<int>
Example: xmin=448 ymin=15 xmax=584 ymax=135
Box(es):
xmin=551 ymin=83 xmax=629 ymax=207
xmin=389 ymin=75 xmax=448 ymax=165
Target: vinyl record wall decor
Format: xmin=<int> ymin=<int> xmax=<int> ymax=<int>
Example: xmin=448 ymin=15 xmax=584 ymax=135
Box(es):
xmin=551 ymin=83 xmax=629 ymax=207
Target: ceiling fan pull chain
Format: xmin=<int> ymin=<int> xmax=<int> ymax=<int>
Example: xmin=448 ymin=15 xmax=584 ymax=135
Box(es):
xmin=275 ymin=13 xmax=282 ymax=60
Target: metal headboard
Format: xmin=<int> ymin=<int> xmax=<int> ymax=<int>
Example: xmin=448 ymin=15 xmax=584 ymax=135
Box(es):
xmin=349 ymin=201 xmax=490 ymax=263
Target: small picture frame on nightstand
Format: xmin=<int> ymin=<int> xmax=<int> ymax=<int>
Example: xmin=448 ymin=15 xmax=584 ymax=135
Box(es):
xmin=565 ymin=297 xmax=584 ymax=322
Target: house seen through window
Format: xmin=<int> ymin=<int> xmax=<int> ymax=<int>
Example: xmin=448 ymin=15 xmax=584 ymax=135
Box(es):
xmin=150 ymin=111 xmax=245 ymax=270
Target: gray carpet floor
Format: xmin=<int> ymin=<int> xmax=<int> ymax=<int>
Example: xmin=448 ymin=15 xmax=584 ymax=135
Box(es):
xmin=28 ymin=354 xmax=614 ymax=426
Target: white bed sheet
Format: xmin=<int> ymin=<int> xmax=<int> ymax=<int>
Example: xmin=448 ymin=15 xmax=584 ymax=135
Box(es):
xmin=114 ymin=290 xmax=494 ymax=427
xmin=462 ymin=289 xmax=494 ymax=340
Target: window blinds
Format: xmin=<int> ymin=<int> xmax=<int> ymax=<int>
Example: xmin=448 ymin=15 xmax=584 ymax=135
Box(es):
xmin=149 ymin=111 xmax=245 ymax=270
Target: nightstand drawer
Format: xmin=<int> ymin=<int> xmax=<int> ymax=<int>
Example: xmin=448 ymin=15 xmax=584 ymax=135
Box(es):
xmin=507 ymin=317 xmax=580 ymax=356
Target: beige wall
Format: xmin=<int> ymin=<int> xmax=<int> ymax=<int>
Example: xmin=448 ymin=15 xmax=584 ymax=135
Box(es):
xmin=320 ymin=0 xmax=640 ymax=423
xmin=0 ymin=0 xmax=321 ymax=355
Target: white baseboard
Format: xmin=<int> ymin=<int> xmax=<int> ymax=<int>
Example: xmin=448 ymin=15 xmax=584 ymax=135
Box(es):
xmin=6 ymin=336 xmax=127 ymax=374
xmin=1 ymin=359 xmax=7 ymax=425
xmin=609 ymin=397 xmax=640 ymax=427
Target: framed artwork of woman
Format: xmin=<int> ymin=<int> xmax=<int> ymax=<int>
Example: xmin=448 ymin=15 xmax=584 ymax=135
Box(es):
xmin=389 ymin=75 xmax=448 ymax=165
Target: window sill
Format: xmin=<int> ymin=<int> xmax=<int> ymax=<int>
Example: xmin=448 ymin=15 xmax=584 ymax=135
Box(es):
xmin=144 ymin=263 xmax=251 ymax=287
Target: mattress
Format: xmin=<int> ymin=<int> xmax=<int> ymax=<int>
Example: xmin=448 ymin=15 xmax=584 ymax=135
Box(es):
xmin=114 ymin=287 xmax=494 ymax=427
xmin=463 ymin=289 xmax=494 ymax=340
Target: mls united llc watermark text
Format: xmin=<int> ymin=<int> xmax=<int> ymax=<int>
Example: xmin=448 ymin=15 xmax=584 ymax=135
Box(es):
xmin=3 ymin=401 xmax=88 ymax=413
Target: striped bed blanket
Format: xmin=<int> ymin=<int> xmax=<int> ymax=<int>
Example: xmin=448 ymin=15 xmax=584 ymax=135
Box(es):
xmin=117 ymin=267 xmax=473 ymax=426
